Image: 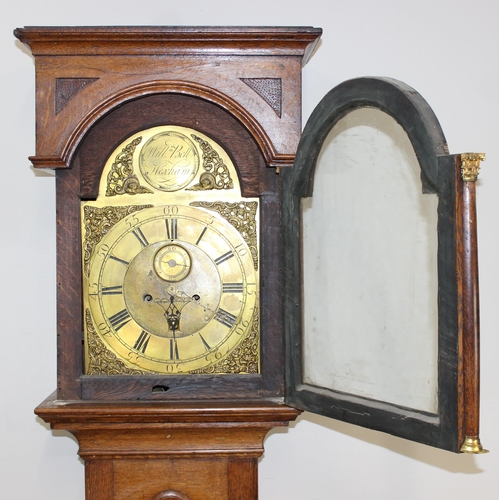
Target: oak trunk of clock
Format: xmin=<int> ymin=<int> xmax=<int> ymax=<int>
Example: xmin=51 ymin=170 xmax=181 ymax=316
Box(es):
xmin=15 ymin=26 xmax=320 ymax=499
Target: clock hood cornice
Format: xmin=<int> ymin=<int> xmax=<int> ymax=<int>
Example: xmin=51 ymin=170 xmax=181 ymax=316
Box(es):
xmin=14 ymin=26 xmax=322 ymax=62
xmin=15 ymin=26 xmax=321 ymax=171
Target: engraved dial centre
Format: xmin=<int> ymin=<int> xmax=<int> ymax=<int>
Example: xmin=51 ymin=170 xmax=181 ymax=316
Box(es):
xmin=122 ymin=239 xmax=222 ymax=339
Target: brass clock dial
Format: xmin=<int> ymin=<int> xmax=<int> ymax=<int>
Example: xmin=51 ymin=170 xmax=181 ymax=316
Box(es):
xmin=83 ymin=125 xmax=260 ymax=375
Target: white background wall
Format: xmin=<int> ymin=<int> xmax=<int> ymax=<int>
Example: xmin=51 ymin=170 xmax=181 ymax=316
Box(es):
xmin=2 ymin=1 xmax=497 ymax=499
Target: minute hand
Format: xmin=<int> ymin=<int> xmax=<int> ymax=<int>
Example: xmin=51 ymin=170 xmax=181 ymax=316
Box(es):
xmin=174 ymin=290 xmax=217 ymax=315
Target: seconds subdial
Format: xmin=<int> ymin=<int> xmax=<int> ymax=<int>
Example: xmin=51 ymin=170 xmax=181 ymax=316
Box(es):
xmin=154 ymin=243 xmax=192 ymax=282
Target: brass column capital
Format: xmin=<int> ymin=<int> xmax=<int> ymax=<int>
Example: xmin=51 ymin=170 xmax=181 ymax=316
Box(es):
xmin=461 ymin=153 xmax=485 ymax=182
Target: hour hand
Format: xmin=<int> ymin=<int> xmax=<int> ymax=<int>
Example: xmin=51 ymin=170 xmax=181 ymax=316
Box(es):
xmin=165 ymin=295 xmax=182 ymax=332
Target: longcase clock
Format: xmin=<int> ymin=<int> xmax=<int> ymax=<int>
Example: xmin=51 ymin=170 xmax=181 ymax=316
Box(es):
xmin=14 ymin=26 xmax=321 ymax=500
xmin=15 ymin=25 xmax=487 ymax=500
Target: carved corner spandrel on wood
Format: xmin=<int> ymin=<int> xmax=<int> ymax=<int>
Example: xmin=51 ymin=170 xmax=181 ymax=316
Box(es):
xmin=241 ymin=77 xmax=283 ymax=118
xmin=55 ymin=77 xmax=99 ymax=114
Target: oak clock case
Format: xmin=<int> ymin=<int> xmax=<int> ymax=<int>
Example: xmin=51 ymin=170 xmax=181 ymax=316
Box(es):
xmin=12 ymin=25 xmax=324 ymax=409
xmin=14 ymin=25 xmax=325 ymax=500
xmin=83 ymin=126 xmax=259 ymax=377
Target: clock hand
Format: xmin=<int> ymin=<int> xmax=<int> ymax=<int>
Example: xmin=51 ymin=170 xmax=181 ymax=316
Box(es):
xmin=150 ymin=287 xmax=218 ymax=331
xmin=161 ymin=257 xmax=189 ymax=268
xmin=165 ymin=294 xmax=182 ymax=332
xmin=164 ymin=295 xmax=180 ymax=360
xmin=174 ymin=289 xmax=216 ymax=315
xmin=145 ymin=292 xmax=186 ymax=334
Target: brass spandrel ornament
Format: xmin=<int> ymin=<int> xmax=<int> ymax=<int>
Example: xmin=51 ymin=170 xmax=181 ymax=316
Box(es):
xmin=106 ymin=137 xmax=153 ymax=196
xmin=82 ymin=125 xmax=260 ymax=375
xmin=82 ymin=204 xmax=153 ymax=277
xmin=188 ymin=134 xmax=234 ymax=190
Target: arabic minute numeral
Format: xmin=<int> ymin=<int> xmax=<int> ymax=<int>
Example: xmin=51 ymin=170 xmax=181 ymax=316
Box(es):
xmin=235 ymin=243 xmax=248 ymax=256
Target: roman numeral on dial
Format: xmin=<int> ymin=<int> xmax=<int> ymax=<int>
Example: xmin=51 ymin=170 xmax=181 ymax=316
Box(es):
xmin=195 ymin=226 xmax=207 ymax=246
xmin=222 ymin=283 xmax=243 ymax=293
xmin=215 ymin=309 xmax=237 ymax=328
xmin=132 ymin=228 xmax=149 ymax=247
xmin=199 ymin=333 xmax=211 ymax=351
xmin=166 ymin=218 xmax=178 ymax=240
xmin=108 ymin=309 xmax=131 ymax=331
xmin=109 ymin=255 xmax=130 ymax=266
xmin=102 ymin=285 xmax=123 ymax=295
xmin=170 ymin=338 xmax=179 ymax=360
xmin=133 ymin=330 xmax=151 ymax=353
xmin=214 ymin=250 xmax=234 ymax=266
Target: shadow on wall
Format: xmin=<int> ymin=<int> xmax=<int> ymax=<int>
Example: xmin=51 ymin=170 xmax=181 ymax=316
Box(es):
xmin=263 ymin=411 xmax=485 ymax=474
